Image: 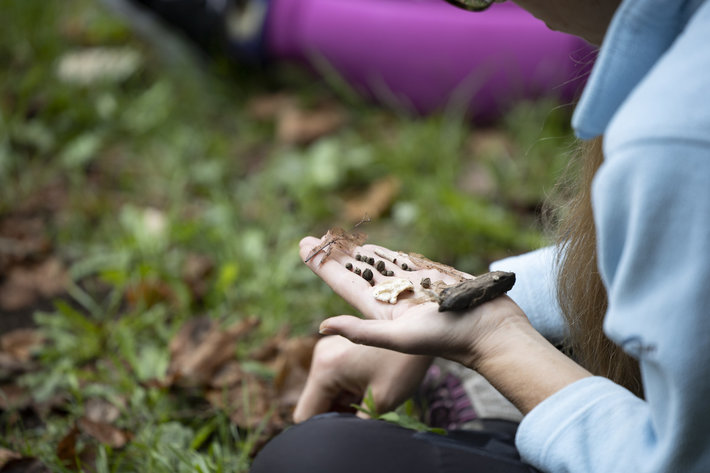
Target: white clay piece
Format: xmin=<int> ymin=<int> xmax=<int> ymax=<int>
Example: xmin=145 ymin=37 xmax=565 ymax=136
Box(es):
xmin=372 ymin=278 xmax=415 ymax=304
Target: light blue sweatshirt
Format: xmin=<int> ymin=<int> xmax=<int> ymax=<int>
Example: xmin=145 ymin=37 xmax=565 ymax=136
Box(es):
xmin=490 ymin=0 xmax=710 ymax=471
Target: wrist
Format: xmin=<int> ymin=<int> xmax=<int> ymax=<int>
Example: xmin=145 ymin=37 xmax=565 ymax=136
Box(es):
xmin=469 ymin=316 xmax=591 ymax=415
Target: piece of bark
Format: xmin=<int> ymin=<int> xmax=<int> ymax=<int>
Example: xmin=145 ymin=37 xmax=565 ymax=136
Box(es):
xmin=437 ymin=271 xmax=515 ymax=312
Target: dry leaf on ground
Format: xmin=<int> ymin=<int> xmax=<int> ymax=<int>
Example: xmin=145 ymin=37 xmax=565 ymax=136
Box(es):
xmin=78 ymin=417 xmax=130 ymax=449
xmin=168 ymin=317 xmax=259 ymax=386
xmin=0 ymin=258 xmax=68 ymax=312
xmin=276 ymin=103 xmax=347 ymax=145
xmin=344 ymin=176 xmax=401 ymax=223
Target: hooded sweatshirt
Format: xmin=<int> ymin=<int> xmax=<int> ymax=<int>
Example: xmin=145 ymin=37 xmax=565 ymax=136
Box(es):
xmin=491 ymin=0 xmax=710 ymax=471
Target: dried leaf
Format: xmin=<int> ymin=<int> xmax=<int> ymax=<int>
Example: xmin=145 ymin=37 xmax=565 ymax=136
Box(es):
xmin=0 ymin=384 xmax=32 ymax=411
xmin=0 ymin=329 xmax=44 ymax=362
xmin=181 ymin=253 xmax=214 ymax=301
xmin=246 ymin=93 xmax=296 ymax=120
xmin=56 ymin=425 xmax=79 ymax=469
xmin=124 ymin=280 xmax=175 ymax=309
xmin=305 ymin=227 xmax=367 ymax=265
xmin=0 ymin=457 xmax=51 ymax=473
xmin=276 ymin=104 xmax=346 ymax=145
xmin=344 ymin=176 xmax=401 ymax=223
xmin=205 ymin=374 xmax=274 ymax=430
xmin=84 ymin=398 xmax=120 ymax=424
xmin=168 ymin=317 xmax=259 ymax=386
xmin=0 ymin=448 xmax=21 ymax=469
xmin=0 ymin=258 xmax=68 ymax=311
xmin=209 ymin=361 xmax=245 ymax=389
xmin=78 ymin=417 xmax=130 ymax=449
xmin=272 ymin=336 xmax=318 ymax=407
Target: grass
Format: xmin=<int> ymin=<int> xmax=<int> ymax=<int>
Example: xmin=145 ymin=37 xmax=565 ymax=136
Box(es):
xmin=0 ymin=0 xmax=578 ymax=470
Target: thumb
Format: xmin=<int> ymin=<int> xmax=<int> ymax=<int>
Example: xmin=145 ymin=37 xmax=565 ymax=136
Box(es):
xmin=319 ymin=316 xmax=406 ymax=352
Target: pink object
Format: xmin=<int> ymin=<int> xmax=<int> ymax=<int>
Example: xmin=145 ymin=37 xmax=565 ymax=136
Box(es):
xmin=265 ymin=0 xmax=594 ymax=120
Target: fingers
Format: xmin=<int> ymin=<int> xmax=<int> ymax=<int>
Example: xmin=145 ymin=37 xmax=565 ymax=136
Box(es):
xmin=319 ymin=315 xmax=410 ymax=353
xmin=293 ymin=372 xmax=335 ymax=423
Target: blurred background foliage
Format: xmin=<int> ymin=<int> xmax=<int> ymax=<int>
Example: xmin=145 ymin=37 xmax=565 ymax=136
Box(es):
xmin=0 ymin=0 xmax=578 ymax=470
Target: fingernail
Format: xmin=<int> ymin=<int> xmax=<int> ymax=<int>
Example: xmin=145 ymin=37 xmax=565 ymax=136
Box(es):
xmin=319 ymin=324 xmax=335 ymax=335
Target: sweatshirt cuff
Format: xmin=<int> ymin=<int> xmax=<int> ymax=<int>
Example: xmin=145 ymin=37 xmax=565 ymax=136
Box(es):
xmin=515 ymin=376 xmax=638 ymax=470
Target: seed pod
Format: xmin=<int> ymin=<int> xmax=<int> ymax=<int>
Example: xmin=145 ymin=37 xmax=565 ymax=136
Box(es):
xmin=367 ymin=257 xmax=375 ymax=265
xmin=376 ymin=261 xmax=385 ymax=272
xmin=355 ymin=254 xmax=362 ymax=261
xmin=362 ymin=268 xmax=373 ymax=281
xmin=421 ymin=277 xmax=431 ymax=289
xmin=401 ymin=263 xmax=409 ymax=270
xmin=345 ymin=262 xmax=353 ymax=271
xmin=355 ymin=268 xmax=361 ymax=276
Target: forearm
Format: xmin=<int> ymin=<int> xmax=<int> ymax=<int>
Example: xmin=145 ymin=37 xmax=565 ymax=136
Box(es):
xmin=472 ymin=319 xmax=592 ymax=415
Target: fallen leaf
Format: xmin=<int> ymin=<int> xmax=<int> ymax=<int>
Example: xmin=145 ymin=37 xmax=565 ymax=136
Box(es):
xmin=181 ymin=253 xmax=214 ymax=301
xmin=168 ymin=317 xmax=259 ymax=386
xmin=0 ymin=457 xmax=51 ymax=473
xmin=272 ymin=336 xmax=318 ymax=407
xmin=0 ymin=329 xmax=44 ymax=362
xmin=84 ymin=398 xmax=120 ymax=424
xmin=276 ymin=103 xmax=346 ymax=145
xmin=205 ymin=374 xmax=275 ymax=430
xmin=209 ymin=360 xmax=245 ymax=389
xmin=56 ymin=425 xmax=79 ymax=470
xmin=344 ymin=176 xmax=401 ymax=223
xmin=0 ymin=384 xmax=32 ymax=411
xmin=78 ymin=417 xmax=130 ymax=449
xmin=0 ymin=258 xmax=68 ymax=311
xmin=0 ymin=448 xmax=21 ymax=469
xmin=246 ymin=93 xmax=296 ymax=120
xmin=124 ymin=279 xmax=175 ymax=308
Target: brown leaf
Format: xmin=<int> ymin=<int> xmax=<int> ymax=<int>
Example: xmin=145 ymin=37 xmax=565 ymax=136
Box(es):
xmin=0 ymin=448 xmax=21 ymax=469
xmin=246 ymin=93 xmax=296 ymax=120
xmin=56 ymin=425 xmax=79 ymax=469
xmin=344 ymin=176 xmax=401 ymax=223
xmin=124 ymin=280 xmax=175 ymax=309
xmin=209 ymin=360 xmax=245 ymax=389
xmin=205 ymin=374 xmax=276 ymax=430
xmin=84 ymin=398 xmax=120 ymax=424
xmin=181 ymin=253 xmax=214 ymax=301
xmin=248 ymin=325 xmax=290 ymax=362
xmin=0 ymin=457 xmax=51 ymax=473
xmin=0 ymin=329 xmax=44 ymax=362
xmin=78 ymin=417 xmax=130 ymax=449
xmin=0 ymin=384 xmax=32 ymax=411
xmin=168 ymin=317 xmax=260 ymax=386
xmin=0 ymin=258 xmax=68 ymax=311
xmin=304 ymin=227 xmax=367 ymax=265
xmin=276 ymin=104 xmax=346 ymax=145
xmin=272 ymin=336 xmax=318 ymax=408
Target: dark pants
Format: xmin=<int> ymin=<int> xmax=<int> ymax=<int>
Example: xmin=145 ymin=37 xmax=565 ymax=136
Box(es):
xmin=250 ymin=413 xmax=539 ymax=473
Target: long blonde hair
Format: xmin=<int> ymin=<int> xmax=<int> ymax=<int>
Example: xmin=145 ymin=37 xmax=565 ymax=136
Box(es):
xmin=553 ymin=137 xmax=643 ymax=397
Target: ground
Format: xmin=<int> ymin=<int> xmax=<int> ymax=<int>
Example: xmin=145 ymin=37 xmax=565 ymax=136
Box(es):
xmin=0 ymin=0 xmax=577 ymax=470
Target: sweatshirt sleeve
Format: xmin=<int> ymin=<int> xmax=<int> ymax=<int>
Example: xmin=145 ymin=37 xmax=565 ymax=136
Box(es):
xmin=516 ymin=5 xmax=710 ymax=471
xmin=489 ymin=247 xmax=567 ymax=344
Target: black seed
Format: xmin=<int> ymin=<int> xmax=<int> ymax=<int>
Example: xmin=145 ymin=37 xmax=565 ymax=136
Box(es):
xmin=345 ymin=262 xmax=353 ymax=271
xmin=421 ymin=277 xmax=431 ymax=289
xmin=385 ymin=270 xmax=394 ymax=277
xmin=362 ymin=269 xmax=373 ymax=281
xmin=367 ymin=257 xmax=375 ymax=265
xmin=401 ymin=263 xmax=408 ymax=270
xmin=355 ymin=254 xmax=362 ymax=261
xmin=355 ymin=268 xmax=361 ymax=276
xmin=369 ymin=279 xmax=375 ymax=286
xmin=376 ymin=261 xmax=385 ymax=272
